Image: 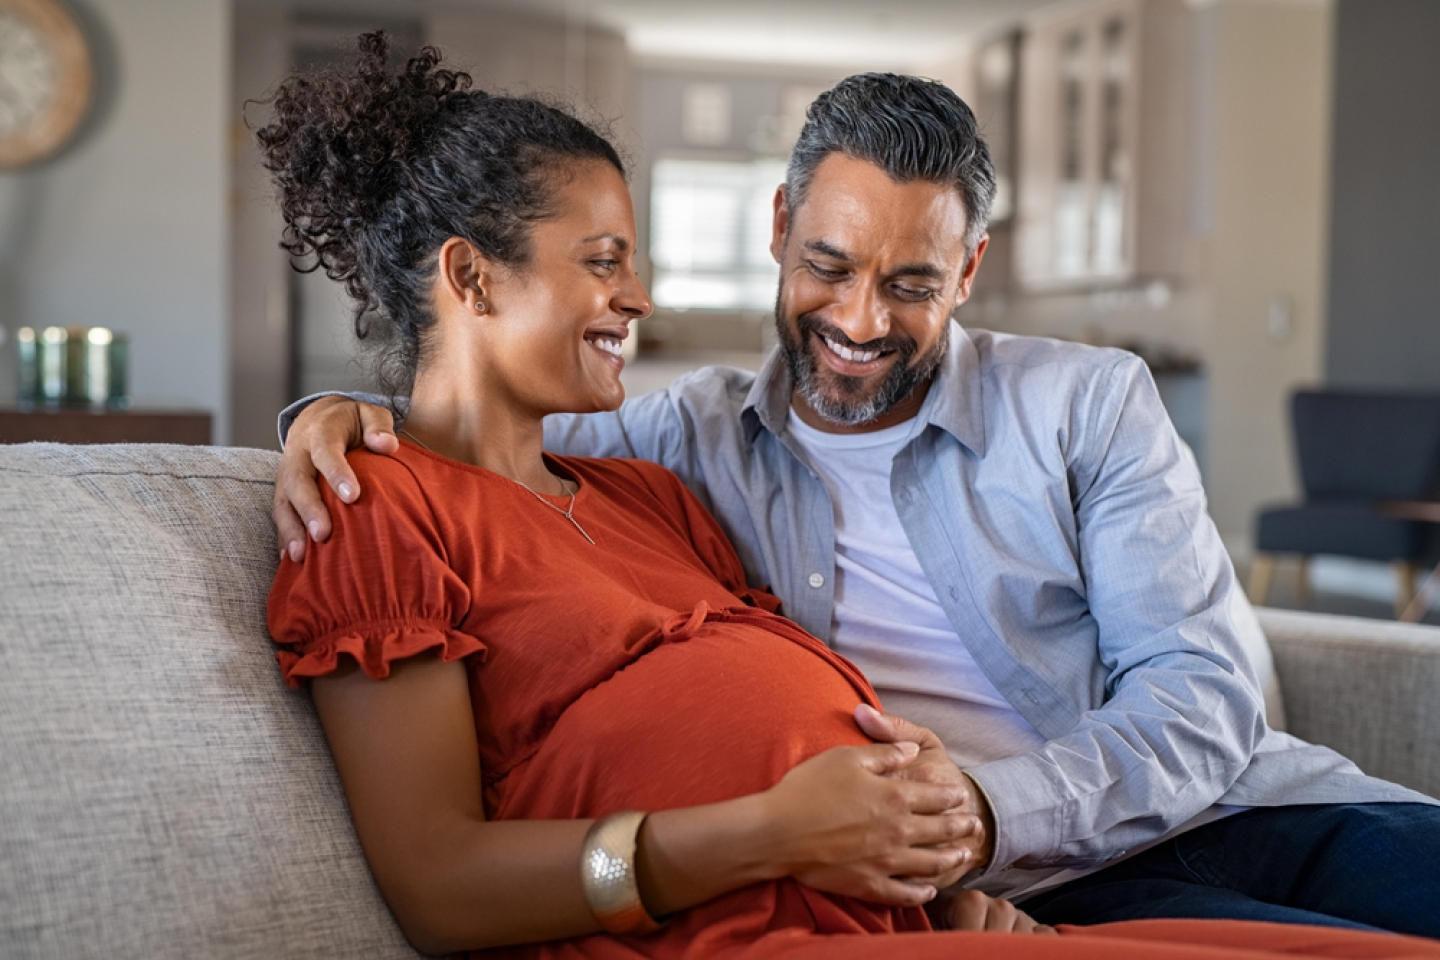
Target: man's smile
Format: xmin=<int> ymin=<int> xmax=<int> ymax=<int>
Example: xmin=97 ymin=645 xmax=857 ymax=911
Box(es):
xmin=819 ymin=333 xmax=888 ymax=367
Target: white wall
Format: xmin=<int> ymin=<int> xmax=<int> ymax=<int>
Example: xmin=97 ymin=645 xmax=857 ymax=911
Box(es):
xmin=1201 ymin=0 xmax=1333 ymax=553
xmin=0 ymin=0 xmax=231 ymax=440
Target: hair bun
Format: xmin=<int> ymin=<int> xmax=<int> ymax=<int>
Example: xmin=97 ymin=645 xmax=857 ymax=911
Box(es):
xmin=256 ymin=31 xmax=473 ymax=280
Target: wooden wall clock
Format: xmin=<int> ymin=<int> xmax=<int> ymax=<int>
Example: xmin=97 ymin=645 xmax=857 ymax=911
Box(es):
xmin=0 ymin=0 xmax=93 ymax=169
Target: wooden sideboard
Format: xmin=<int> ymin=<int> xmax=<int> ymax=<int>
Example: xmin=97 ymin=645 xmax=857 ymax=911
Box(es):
xmin=0 ymin=407 xmax=213 ymax=445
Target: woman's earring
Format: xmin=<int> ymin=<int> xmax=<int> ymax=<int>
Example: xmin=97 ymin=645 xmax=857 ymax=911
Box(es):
xmin=474 ymin=300 xmax=487 ymax=315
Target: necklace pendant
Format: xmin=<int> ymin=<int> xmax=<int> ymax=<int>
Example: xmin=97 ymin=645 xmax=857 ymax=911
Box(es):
xmin=568 ymin=516 xmax=597 ymax=545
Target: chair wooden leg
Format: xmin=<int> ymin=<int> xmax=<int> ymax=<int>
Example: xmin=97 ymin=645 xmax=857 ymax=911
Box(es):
xmin=1295 ymin=556 xmax=1312 ymax=608
xmin=1400 ymin=565 xmax=1440 ymax=623
xmin=1249 ymin=553 xmax=1277 ymax=606
xmin=1394 ymin=561 xmax=1419 ymax=619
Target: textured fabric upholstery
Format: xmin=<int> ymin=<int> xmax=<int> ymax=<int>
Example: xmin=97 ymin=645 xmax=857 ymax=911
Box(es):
xmin=1259 ymin=607 xmax=1440 ymax=800
xmin=0 ymin=443 xmax=420 ymax=960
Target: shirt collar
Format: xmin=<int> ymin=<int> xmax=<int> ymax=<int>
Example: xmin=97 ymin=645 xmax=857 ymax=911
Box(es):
xmin=741 ymin=320 xmax=987 ymax=456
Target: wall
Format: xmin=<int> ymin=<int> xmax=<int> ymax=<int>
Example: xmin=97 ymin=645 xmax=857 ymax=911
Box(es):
xmin=229 ymin=2 xmax=291 ymax=449
xmin=0 ymin=0 xmax=230 ymax=439
xmin=1201 ymin=0 xmax=1333 ymax=552
xmin=1324 ymin=0 xmax=1440 ymax=392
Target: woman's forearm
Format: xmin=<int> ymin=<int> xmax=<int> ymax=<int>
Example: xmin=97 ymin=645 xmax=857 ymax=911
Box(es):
xmin=402 ymin=795 xmax=778 ymax=952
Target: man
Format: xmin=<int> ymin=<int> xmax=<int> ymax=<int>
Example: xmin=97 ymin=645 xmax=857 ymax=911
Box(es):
xmin=273 ymin=74 xmax=1439 ymax=935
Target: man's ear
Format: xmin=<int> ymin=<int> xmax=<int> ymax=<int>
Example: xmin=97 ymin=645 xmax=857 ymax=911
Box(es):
xmin=437 ymin=237 xmax=490 ymax=315
xmin=952 ymin=233 xmax=990 ymax=308
xmin=769 ymin=184 xmax=791 ymax=264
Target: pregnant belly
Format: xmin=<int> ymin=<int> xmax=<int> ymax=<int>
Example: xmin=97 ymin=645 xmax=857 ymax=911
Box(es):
xmin=491 ymin=611 xmax=876 ymax=821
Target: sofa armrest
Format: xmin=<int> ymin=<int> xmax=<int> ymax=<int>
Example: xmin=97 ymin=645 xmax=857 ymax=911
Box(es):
xmin=1256 ymin=607 xmax=1440 ymax=800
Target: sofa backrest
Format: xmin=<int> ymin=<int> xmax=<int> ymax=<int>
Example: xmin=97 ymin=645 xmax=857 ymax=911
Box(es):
xmin=0 ymin=443 xmax=421 ymax=960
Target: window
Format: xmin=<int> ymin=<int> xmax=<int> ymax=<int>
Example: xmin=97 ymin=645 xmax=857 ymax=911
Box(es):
xmin=649 ymin=158 xmax=787 ymax=311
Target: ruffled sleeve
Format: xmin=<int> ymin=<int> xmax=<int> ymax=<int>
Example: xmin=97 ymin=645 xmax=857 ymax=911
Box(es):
xmin=267 ymin=451 xmax=484 ymax=689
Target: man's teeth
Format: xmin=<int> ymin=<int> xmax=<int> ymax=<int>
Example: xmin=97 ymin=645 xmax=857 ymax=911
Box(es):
xmin=590 ymin=336 xmax=623 ymax=357
xmin=823 ymin=335 xmax=881 ymax=363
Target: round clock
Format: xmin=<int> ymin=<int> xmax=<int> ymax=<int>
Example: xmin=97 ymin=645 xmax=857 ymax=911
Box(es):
xmin=0 ymin=0 xmax=93 ymax=169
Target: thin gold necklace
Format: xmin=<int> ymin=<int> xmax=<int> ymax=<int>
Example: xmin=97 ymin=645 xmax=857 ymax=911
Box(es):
xmin=398 ymin=427 xmax=596 ymax=544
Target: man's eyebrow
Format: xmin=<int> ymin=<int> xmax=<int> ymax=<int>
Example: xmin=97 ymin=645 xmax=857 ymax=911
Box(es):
xmin=804 ymin=239 xmax=851 ymax=261
xmin=804 ymin=239 xmax=944 ymax=281
xmin=582 ymin=233 xmax=630 ymax=251
xmin=892 ymin=262 xmax=946 ymax=282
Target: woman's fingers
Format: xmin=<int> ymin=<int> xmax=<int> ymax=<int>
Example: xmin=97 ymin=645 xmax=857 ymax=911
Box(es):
xmin=766 ymin=744 xmax=998 ymax=906
xmin=854 ymin=704 xmax=943 ymax=752
xmin=853 ymin=739 xmax=921 ymax=774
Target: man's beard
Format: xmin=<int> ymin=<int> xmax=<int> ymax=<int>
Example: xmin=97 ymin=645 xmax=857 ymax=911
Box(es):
xmin=776 ymin=292 xmax=947 ymax=428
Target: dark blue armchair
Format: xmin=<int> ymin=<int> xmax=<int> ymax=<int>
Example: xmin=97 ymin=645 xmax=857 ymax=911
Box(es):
xmin=1250 ymin=390 xmax=1440 ymax=616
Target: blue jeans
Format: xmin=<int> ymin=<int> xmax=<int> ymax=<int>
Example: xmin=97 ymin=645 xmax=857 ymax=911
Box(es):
xmin=1019 ymin=803 xmax=1440 ymax=938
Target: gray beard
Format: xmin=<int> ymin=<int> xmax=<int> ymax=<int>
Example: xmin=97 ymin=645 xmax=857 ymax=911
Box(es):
xmin=776 ymin=301 xmax=947 ymax=427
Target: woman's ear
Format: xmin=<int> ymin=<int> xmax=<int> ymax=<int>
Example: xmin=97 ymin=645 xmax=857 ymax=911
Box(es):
xmin=436 ymin=237 xmax=491 ymax=316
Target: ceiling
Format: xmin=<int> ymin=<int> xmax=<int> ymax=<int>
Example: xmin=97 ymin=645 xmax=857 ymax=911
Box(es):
xmin=266 ymin=0 xmax=1063 ymax=70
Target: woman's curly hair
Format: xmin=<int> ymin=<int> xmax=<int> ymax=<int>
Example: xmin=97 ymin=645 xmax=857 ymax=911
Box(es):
xmin=256 ymin=31 xmax=623 ymax=396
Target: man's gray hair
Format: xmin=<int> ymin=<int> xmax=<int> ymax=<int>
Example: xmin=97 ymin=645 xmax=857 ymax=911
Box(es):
xmin=786 ymin=73 xmax=996 ymax=254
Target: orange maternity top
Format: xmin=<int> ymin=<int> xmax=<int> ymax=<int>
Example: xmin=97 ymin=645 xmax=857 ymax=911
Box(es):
xmin=268 ymin=443 xmax=1440 ymax=960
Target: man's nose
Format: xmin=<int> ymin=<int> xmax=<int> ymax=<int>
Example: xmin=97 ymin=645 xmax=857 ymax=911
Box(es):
xmin=828 ymin=284 xmax=889 ymax=345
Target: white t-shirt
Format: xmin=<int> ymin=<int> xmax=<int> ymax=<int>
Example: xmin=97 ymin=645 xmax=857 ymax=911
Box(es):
xmin=785 ymin=410 xmax=1239 ymax=900
xmin=785 ymin=411 xmax=1047 ymax=767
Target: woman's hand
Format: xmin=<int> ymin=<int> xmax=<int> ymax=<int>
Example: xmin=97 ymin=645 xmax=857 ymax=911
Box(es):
xmin=274 ymin=396 xmax=398 ymax=562
xmin=929 ymin=889 xmax=1058 ymax=934
xmin=854 ymin=705 xmax=995 ymax=883
xmin=755 ymin=741 xmax=982 ymax=907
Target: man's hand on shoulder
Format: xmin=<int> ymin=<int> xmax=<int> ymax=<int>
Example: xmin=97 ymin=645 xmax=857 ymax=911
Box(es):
xmin=854 ymin=705 xmax=996 ymax=881
xmin=274 ymin=396 xmax=399 ymax=562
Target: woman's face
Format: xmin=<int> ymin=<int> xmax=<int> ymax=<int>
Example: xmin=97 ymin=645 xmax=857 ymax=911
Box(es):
xmin=483 ymin=160 xmax=651 ymax=418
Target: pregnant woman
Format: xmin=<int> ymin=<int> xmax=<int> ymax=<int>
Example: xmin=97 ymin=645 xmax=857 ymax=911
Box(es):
xmin=265 ymin=33 xmax=1440 ymax=960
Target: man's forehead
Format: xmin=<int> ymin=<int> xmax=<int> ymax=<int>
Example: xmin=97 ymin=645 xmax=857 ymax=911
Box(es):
xmin=789 ymin=156 xmax=971 ymax=266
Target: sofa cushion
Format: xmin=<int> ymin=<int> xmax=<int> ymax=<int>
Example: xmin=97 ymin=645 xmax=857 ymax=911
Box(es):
xmin=0 ymin=443 xmax=420 ymax=960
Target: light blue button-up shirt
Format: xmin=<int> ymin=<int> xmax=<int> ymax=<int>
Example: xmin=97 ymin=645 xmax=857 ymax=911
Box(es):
xmin=283 ymin=322 xmax=1423 ymax=878
xmin=539 ymin=324 xmax=1421 ymax=875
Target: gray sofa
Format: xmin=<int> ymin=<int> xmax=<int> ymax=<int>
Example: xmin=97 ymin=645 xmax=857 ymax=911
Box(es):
xmin=2 ymin=442 xmax=1438 ymax=959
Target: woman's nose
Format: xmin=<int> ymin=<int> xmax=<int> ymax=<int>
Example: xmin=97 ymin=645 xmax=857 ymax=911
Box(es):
xmin=616 ymin=268 xmax=653 ymax=319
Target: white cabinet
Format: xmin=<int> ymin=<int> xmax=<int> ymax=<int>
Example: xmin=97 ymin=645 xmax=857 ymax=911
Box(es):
xmin=1015 ymin=0 xmax=1193 ymax=290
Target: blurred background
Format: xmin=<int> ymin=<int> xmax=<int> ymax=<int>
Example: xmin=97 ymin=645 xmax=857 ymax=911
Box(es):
xmin=0 ymin=0 xmax=1437 ymax=616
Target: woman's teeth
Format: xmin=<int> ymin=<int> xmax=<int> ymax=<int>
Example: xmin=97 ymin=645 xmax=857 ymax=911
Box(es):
xmin=590 ymin=336 xmax=623 ymax=357
xmin=823 ymin=335 xmax=881 ymax=364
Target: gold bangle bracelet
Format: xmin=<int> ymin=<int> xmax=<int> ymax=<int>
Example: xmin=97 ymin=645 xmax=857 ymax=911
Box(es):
xmin=579 ymin=810 xmax=662 ymax=935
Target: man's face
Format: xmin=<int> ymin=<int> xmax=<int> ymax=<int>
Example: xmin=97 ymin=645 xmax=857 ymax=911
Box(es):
xmin=770 ymin=153 xmax=986 ymax=433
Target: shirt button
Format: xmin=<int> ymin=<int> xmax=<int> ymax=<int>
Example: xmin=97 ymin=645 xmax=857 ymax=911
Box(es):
xmin=808 ymin=573 xmax=825 ymax=589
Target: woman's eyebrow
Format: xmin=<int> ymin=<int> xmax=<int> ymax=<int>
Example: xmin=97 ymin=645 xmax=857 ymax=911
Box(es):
xmin=582 ymin=233 xmax=630 ymax=251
